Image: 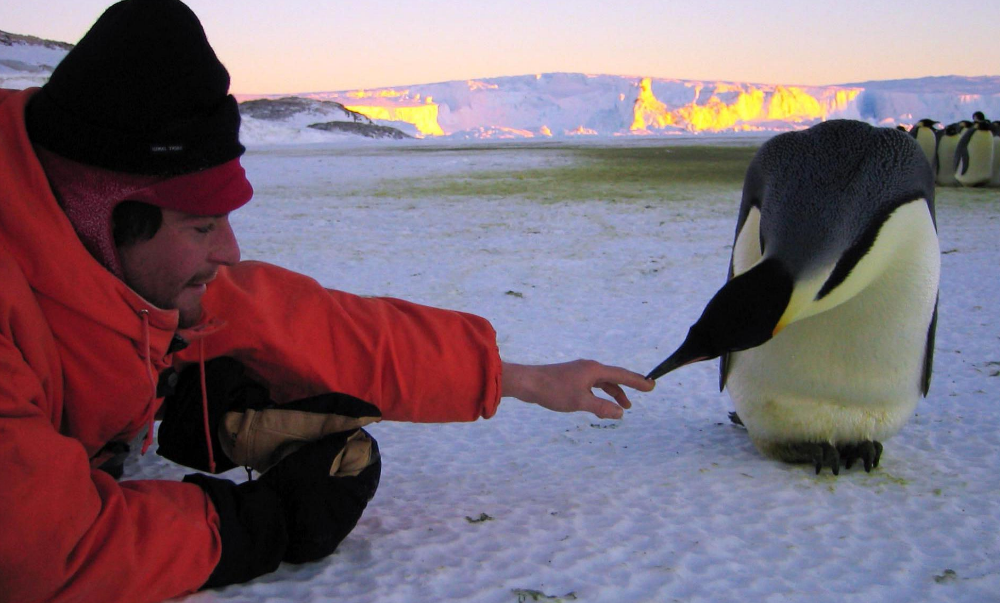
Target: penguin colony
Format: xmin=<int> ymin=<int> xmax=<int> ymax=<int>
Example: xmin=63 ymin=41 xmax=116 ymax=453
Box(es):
xmin=647 ymin=120 xmax=940 ymax=475
xmin=910 ymin=112 xmax=1000 ymax=187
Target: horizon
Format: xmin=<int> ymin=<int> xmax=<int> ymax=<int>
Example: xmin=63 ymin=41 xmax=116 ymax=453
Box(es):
xmin=2 ymin=0 xmax=999 ymax=95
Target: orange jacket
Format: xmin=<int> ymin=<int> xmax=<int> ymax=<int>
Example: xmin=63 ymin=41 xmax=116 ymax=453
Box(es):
xmin=0 ymin=88 xmax=502 ymax=603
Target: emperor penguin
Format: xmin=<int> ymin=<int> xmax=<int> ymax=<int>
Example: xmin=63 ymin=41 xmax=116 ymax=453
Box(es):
xmin=955 ymin=121 xmax=996 ymax=187
xmin=908 ymin=118 xmax=940 ymax=172
xmin=936 ymin=121 xmax=971 ymax=185
xmin=646 ymin=120 xmax=939 ymax=475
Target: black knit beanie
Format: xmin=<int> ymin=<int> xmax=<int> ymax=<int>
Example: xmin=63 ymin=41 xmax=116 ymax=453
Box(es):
xmin=25 ymin=0 xmax=244 ymax=176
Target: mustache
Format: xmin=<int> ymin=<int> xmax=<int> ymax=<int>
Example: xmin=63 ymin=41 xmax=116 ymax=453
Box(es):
xmin=186 ymin=271 xmax=218 ymax=286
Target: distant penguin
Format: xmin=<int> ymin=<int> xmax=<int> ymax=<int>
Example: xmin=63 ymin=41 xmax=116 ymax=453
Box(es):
xmin=973 ymin=111 xmax=987 ymax=122
xmin=909 ymin=118 xmax=940 ymax=172
xmin=646 ymin=120 xmax=939 ymax=475
xmin=936 ymin=121 xmax=971 ymax=185
xmin=955 ymin=121 xmax=995 ymax=187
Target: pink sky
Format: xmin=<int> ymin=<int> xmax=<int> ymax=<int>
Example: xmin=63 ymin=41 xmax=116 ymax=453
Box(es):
xmin=3 ymin=0 xmax=998 ymax=94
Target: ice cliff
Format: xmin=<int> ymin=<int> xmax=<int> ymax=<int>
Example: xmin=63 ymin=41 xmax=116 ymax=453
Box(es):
xmin=3 ymin=29 xmax=998 ymax=141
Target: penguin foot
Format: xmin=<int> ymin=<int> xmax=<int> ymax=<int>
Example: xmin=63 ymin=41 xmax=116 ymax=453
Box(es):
xmin=784 ymin=441 xmax=883 ymax=475
xmin=839 ymin=441 xmax=883 ymax=473
xmin=728 ymin=411 xmax=744 ymax=427
xmin=809 ymin=443 xmax=841 ymax=476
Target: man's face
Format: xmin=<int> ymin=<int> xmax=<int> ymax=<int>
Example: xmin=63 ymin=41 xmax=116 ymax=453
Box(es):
xmin=118 ymin=208 xmax=240 ymax=328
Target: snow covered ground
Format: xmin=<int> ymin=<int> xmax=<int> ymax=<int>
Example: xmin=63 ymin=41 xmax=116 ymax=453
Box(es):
xmin=128 ymin=138 xmax=999 ymax=603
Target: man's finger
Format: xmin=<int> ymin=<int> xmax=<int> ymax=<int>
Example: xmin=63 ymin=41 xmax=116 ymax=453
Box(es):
xmin=597 ymin=382 xmax=631 ymax=409
xmin=592 ymin=364 xmax=655 ymax=392
xmin=586 ymin=395 xmax=624 ymax=420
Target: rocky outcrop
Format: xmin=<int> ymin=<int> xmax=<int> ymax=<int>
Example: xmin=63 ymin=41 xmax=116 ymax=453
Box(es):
xmin=0 ymin=30 xmax=74 ymax=51
xmin=240 ymin=96 xmax=370 ymax=123
xmin=237 ymin=96 xmax=413 ymax=142
xmin=307 ymin=121 xmax=412 ymax=139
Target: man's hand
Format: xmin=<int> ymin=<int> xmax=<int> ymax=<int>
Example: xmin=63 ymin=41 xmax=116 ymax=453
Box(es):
xmin=501 ymin=360 xmax=654 ymax=420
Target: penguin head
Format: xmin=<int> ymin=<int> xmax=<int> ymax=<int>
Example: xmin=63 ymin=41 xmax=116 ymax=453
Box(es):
xmin=973 ymin=120 xmax=993 ymax=132
xmin=646 ymin=258 xmax=792 ymax=379
xmin=945 ymin=121 xmax=972 ymax=135
xmin=647 ymin=120 xmax=935 ymax=381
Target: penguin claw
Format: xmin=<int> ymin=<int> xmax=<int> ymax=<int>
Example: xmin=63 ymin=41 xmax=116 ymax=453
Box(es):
xmin=784 ymin=442 xmax=841 ymax=475
xmin=812 ymin=443 xmax=840 ymax=476
xmin=789 ymin=440 xmax=883 ymax=475
xmin=840 ymin=441 xmax=883 ymax=473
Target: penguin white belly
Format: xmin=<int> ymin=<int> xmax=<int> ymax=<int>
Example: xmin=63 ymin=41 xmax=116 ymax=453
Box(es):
xmin=915 ymin=129 xmax=937 ymax=169
xmin=725 ymin=208 xmax=939 ymax=460
xmin=936 ymin=135 xmax=961 ymax=185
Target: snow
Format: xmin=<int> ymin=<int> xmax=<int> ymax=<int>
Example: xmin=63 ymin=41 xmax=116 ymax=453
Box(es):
xmin=0 ymin=39 xmax=65 ymax=89
xmin=0 ymin=37 xmax=66 ymax=73
xmin=114 ymin=138 xmax=1000 ymax=603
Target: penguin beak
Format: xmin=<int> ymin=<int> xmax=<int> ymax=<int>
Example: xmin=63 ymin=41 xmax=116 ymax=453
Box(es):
xmin=645 ymin=345 xmax=710 ymax=380
xmin=646 ymin=258 xmax=793 ymax=381
xmin=772 ymin=316 xmax=790 ymax=337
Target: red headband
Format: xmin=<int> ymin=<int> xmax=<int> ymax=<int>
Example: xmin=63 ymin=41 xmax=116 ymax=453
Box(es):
xmin=37 ymin=145 xmax=253 ymax=280
xmin=126 ymin=157 xmax=253 ymax=216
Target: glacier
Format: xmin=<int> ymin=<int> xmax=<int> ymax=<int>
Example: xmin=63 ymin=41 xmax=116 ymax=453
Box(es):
xmin=3 ymin=29 xmax=999 ymax=141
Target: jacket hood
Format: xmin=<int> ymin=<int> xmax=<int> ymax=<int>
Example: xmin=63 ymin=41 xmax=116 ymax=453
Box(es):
xmin=0 ymin=88 xmax=182 ymax=344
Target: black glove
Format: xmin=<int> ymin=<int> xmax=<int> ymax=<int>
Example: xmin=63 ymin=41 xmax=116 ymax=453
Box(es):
xmin=158 ymin=357 xmax=267 ymax=473
xmin=186 ymin=428 xmax=381 ymax=589
xmin=260 ymin=428 xmax=381 ymax=564
xmin=183 ymin=473 xmax=288 ymax=589
xmin=159 ymin=357 xmax=382 ymax=475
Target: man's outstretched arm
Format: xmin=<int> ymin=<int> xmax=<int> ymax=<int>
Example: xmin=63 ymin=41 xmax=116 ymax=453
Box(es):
xmin=501 ymin=360 xmax=654 ymax=420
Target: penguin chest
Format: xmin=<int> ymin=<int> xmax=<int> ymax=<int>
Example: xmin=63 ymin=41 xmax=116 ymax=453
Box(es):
xmin=915 ymin=129 xmax=937 ymax=169
xmin=726 ymin=222 xmax=939 ymax=450
xmin=936 ymin=135 xmax=961 ymax=185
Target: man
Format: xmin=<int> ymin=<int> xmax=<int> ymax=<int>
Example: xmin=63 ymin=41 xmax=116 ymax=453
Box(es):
xmin=0 ymin=1 xmax=652 ymax=601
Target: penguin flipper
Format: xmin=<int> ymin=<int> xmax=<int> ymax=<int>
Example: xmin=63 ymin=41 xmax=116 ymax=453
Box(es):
xmin=921 ymin=296 xmax=938 ymax=396
xmin=955 ymin=130 xmax=973 ymax=175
